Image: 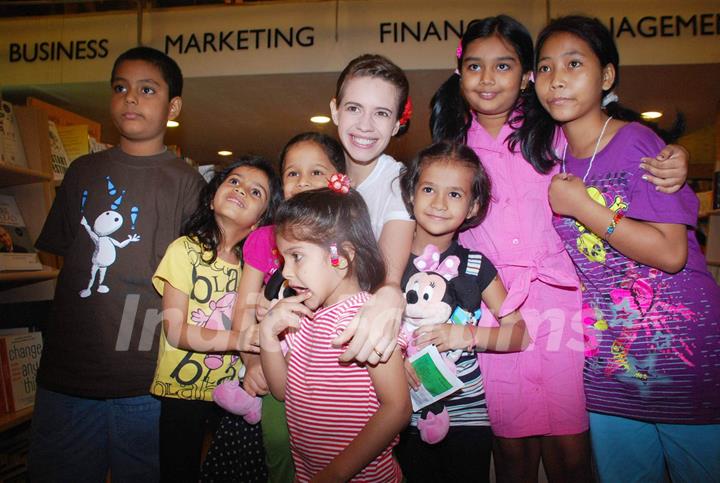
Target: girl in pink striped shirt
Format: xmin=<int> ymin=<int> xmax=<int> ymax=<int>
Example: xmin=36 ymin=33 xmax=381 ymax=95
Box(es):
xmin=260 ymin=186 xmax=411 ymax=482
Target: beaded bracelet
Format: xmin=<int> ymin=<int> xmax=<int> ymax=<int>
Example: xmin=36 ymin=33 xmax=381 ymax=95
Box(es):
xmin=605 ymin=211 xmax=625 ymax=238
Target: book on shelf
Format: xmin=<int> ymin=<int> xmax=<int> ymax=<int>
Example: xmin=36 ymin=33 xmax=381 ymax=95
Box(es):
xmin=88 ymin=135 xmax=111 ymax=153
xmin=0 ymin=331 xmax=42 ymax=413
xmin=56 ymin=124 xmax=89 ymax=164
xmin=0 ymin=194 xmax=42 ymax=272
xmin=47 ymin=120 xmax=70 ymax=181
xmin=0 ymin=101 xmax=28 ymax=169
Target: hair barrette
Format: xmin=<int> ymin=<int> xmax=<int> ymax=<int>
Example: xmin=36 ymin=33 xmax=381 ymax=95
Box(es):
xmin=602 ymin=91 xmax=619 ymax=108
xmin=329 ymin=242 xmax=340 ymax=267
xmin=399 ymin=96 xmax=413 ymax=127
xmin=456 ymin=38 xmax=463 ymax=59
xmin=328 ymin=173 xmax=351 ymax=194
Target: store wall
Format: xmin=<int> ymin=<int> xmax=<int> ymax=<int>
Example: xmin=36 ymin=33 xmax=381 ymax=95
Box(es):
xmin=1 ymin=0 xmax=719 ymax=87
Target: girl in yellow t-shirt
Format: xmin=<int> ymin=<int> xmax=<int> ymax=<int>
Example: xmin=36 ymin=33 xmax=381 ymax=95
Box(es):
xmin=151 ymin=155 xmax=281 ymax=482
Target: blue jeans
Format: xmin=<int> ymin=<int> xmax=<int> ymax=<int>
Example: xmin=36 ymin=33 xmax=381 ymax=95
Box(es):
xmin=589 ymin=412 xmax=720 ymax=483
xmin=28 ymin=387 xmax=160 ymax=483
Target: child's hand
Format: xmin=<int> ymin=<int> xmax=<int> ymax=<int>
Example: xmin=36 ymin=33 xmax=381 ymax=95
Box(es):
xmin=242 ymin=357 xmax=268 ymax=397
xmin=640 ymin=144 xmax=688 ymax=193
xmin=235 ymin=324 xmax=260 ymax=353
xmin=548 ymin=173 xmax=590 ymax=218
xmin=255 ymin=293 xmax=273 ymax=321
xmin=259 ymin=291 xmax=313 ymax=350
xmin=404 ymin=358 xmax=420 ymax=390
xmin=414 ymin=323 xmax=472 ymax=353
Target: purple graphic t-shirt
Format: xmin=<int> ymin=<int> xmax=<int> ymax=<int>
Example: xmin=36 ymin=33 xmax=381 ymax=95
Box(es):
xmin=553 ymin=122 xmax=720 ymax=424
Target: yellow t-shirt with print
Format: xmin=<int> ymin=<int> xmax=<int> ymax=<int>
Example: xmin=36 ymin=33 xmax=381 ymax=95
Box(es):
xmin=151 ymin=236 xmax=242 ymax=401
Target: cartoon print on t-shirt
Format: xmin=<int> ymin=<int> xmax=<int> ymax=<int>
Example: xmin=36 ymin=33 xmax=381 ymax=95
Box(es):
xmin=79 ymin=176 xmax=141 ymax=298
xmin=574 ymin=187 xmax=627 ymax=264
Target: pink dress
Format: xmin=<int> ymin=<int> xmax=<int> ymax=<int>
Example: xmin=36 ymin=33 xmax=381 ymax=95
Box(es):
xmin=458 ymin=118 xmax=588 ymax=438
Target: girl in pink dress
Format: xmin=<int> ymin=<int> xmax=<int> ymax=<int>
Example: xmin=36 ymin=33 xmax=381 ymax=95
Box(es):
xmin=430 ymin=15 xmax=689 ymax=482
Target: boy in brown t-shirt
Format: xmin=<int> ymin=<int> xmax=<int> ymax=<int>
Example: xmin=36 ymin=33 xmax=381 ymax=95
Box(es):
xmin=29 ymin=46 xmax=205 ymax=482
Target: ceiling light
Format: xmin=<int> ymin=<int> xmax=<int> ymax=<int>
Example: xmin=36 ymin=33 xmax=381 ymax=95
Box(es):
xmin=166 ymin=120 xmax=179 ymax=127
xmin=641 ymin=111 xmax=662 ymax=120
xmin=218 ymin=150 xmax=233 ymax=156
xmin=310 ymin=115 xmax=331 ymax=124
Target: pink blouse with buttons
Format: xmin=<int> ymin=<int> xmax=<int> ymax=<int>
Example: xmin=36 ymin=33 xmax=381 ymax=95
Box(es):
xmin=458 ymin=117 xmax=588 ymax=438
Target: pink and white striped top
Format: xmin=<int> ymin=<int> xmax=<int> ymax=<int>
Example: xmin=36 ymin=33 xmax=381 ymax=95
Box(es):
xmin=285 ymin=292 xmax=402 ymax=482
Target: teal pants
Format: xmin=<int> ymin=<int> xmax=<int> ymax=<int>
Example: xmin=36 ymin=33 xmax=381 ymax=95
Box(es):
xmin=262 ymin=393 xmax=295 ymax=483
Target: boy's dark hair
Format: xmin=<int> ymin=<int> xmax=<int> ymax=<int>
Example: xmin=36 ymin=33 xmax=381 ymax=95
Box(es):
xmin=111 ymin=46 xmax=183 ymax=100
xmin=182 ymin=155 xmax=282 ymax=263
xmin=430 ymin=16 xmax=534 ymax=147
xmin=279 ymin=132 xmax=346 ymax=174
xmin=275 ymin=188 xmax=386 ymax=293
xmin=520 ymin=16 xmax=684 ymax=166
xmin=400 ymin=141 xmax=492 ymax=231
xmin=335 ymin=54 xmax=411 ymax=136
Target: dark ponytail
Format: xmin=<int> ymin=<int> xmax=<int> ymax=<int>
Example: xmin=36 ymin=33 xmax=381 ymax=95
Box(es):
xmin=604 ymin=102 xmax=685 ymax=143
xmin=508 ymin=89 xmax=559 ymax=174
xmin=430 ymin=72 xmax=470 ymax=143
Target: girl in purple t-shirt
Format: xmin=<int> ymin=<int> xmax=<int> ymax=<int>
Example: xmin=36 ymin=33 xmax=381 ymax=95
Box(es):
xmin=534 ymin=15 xmax=720 ymax=482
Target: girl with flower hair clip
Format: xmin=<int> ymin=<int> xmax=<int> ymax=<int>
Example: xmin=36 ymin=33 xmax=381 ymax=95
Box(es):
xmin=260 ymin=182 xmax=411 ymax=482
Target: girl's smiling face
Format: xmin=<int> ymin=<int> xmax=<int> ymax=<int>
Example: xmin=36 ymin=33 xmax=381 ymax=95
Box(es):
xmin=412 ymin=160 xmax=478 ymax=246
xmin=460 ymin=35 xmax=529 ymax=125
xmin=535 ymin=31 xmax=614 ymax=125
xmin=212 ymin=166 xmax=270 ymax=231
xmin=330 ymin=76 xmax=401 ymax=166
xmin=282 ymin=141 xmax=338 ymax=199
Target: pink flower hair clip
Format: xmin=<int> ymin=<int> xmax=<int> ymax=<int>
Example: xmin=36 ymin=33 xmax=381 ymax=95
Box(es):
xmin=456 ymin=38 xmax=463 ymax=59
xmin=328 ymin=173 xmax=350 ymax=194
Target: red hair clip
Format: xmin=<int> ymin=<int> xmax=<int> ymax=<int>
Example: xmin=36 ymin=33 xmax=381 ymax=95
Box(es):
xmin=399 ymin=96 xmax=413 ymax=127
xmin=328 ymin=173 xmax=350 ymax=194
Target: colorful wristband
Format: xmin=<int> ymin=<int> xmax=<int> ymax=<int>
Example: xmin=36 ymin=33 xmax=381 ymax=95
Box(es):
xmin=605 ymin=211 xmax=625 ymax=238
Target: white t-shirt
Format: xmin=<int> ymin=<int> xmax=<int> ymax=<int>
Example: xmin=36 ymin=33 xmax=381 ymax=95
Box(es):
xmin=355 ymin=154 xmax=413 ymax=240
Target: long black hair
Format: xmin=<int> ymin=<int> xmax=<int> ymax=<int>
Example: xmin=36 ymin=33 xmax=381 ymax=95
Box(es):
xmin=430 ymin=16 xmax=534 ymax=147
xmin=182 ymin=155 xmax=282 ymax=263
xmin=275 ymin=188 xmax=386 ymax=293
xmin=520 ymin=16 xmax=684 ymax=168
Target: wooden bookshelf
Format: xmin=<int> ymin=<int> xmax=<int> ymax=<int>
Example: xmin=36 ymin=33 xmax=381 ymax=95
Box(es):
xmin=0 ymin=266 xmax=59 ymax=285
xmin=0 ymin=164 xmax=52 ymax=188
xmin=0 ymin=406 xmax=33 ymax=433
